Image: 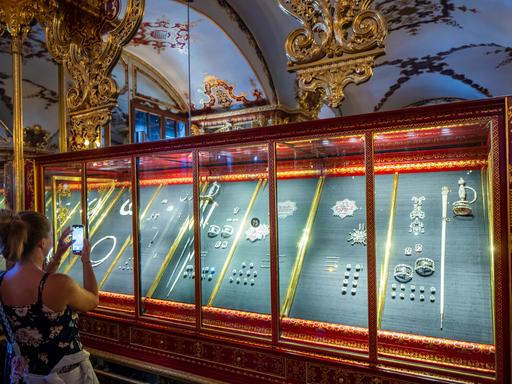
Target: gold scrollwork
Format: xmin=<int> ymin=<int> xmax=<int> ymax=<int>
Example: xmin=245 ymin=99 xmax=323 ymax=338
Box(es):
xmin=279 ymin=0 xmax=387 ymax=117
xmin=35 ymin=0 xmax=144 ymax=151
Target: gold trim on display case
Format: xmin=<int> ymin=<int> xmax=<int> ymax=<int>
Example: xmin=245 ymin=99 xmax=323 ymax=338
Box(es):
xmin=281 ymin=176 xmax=325 ymax=317
xmin=377 ymin=172 xmax=399 ymax=328
xmin=99 ymin=235 xmax=132 ymax=290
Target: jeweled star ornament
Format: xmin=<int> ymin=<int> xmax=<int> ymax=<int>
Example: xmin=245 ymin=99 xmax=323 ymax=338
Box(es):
xmin=332 ymin=199 xmax=358 ymax=219
xmin=347 ymin=223 xmax=367 ymax=246
xmin=245 ymin=223 xmax=270 ymax=242
xmin=278 ymin=200 xmax=297 ymax=219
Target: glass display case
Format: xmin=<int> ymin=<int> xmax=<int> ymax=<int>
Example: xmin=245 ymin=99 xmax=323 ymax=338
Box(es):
xmin=33 ymin=98 xmax=511 ymax=383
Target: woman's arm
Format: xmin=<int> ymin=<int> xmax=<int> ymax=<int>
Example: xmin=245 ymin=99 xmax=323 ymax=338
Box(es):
xmin=45 ymin=227 xmax=72 ymax=274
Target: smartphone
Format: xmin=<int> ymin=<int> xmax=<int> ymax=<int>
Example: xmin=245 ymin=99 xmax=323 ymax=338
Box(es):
xmin=71 ymin=224 xmax=84 ymax=254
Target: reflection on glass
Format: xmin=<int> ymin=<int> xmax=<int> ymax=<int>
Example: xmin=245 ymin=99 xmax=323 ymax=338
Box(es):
xmin=276 ymin=136 xmax=367 ymax=352
xmin=138 ymin=153 xmax=194 ymax=322
xmin=61 ymin=159 xmax=133 ymax=311
xmin=199 ymin=145 xmax=270 ymax=335
xmin=375 ymin=123 xmax=494 ymax=364
xmin=44 ymin=164 xmax=83 ymax=276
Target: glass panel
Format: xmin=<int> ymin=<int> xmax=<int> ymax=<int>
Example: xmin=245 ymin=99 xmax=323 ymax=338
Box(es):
xmin=177 ymin=121 xmax=186 ymax=138
xmin=149 ymin=114 xmax=161 ymax=141
xmin=277 ymin=136 xmax=368 ymax=353
xmin=200 ymin=144 xmax=270 ymax=335
xmin=138 ymin=152 xmax=194 ymax=322
xmin=134 ymin=110 xmax=148 ymax=143
xmin=43 ymin=164 xmax=83 ymax=275
xmin=164 ymin=118 xmax=177 ymax=139
xmin=63 ymin=159 xmax=134 ymax=311
xmin=375 ymin=121 xmax=494 ymax=368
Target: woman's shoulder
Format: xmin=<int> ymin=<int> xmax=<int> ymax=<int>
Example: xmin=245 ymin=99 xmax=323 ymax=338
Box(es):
xmin=45 ymin=273 xmax=76 ymax=291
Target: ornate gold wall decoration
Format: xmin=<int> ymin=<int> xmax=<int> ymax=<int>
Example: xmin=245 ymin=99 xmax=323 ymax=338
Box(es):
xmin=0 ymin=1 xmax=38 ymax=210
xmin=36 ymin=0 xmax=144 ymax=151
xmin=279 ymin=0 xmax=387 ymax=117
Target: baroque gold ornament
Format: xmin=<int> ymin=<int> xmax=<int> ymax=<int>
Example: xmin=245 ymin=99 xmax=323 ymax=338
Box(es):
xmin=35 ymin=0 xmax=144 ymax=151
xmin=278 ymin=0 xmax=387 ymax=116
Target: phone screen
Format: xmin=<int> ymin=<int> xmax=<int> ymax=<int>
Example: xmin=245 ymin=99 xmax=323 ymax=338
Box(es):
xmin=72 ymin=225 xmax=84 ymax=254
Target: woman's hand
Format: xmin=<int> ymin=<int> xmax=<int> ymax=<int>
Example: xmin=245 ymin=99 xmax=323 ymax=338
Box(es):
xmin=45 ymin=227 xmax=72 ymax=273
xmin=55 ymin=226 xmax=72 ymax=261
xmin=80 ymin=239 xmax=91 ymax=265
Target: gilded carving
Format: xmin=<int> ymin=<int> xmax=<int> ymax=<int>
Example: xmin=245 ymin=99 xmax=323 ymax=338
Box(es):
xmin=278 ymin=0 xmax=387 ymax=117
xmin=35 ymin=0 xmax=144 ymax=150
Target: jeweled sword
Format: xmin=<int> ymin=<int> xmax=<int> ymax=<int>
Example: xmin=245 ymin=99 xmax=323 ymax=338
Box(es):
xmin=440 ymin=186 xmax=449 ymax=330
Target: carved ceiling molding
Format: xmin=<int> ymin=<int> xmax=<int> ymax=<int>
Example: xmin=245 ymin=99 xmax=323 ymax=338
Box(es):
xmin=32 ymin=0 xmax=144 ymax=151
xmin=279 ymin=0 xmax=387 ymax=118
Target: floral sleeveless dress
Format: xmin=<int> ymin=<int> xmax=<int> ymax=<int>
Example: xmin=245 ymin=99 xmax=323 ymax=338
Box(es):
xmin=0 ymin=272 xmax=82 ymax=382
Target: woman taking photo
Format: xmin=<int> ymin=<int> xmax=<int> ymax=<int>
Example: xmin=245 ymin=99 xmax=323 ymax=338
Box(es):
xmin=0 ymin=209 xmax=99 ymax=383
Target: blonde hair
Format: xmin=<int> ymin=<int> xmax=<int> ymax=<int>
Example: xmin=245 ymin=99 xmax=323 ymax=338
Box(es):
xmin=0 ymin=209 xmax=27 ymax=264
xmin=0 ymin=210 xmax=51 ymax=265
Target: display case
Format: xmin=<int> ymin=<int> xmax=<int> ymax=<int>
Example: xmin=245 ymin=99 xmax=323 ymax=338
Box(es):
xmin=33 ymin=98 xmax=511 ymax=384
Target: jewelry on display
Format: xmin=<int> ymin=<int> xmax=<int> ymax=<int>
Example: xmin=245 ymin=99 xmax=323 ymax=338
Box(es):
xmin=343 ymin=279 xmax=349 ymax=286
xmin=246 ymin=270 xmax=251 ymax=277
xmin=341 ymin=287 xmax=348 ymax=295
xmin=250 ymin=279 xmax=255 ymax=285
xmin=239 ymin=270 xmax=244 ymax=276
xmin=409 ymin=201 xmax=425 ymax=220
xmin=90 ymin=236 xmax=117 ymax=268
xmin=120 ymin=199 xmax=133 ymax=216
xmin=232 ymin=269 xmax=237 ymax=275
xmin=410 ymin=293 xmax=415 ymax=300
xmin=253 ymin=271 xmax=257 ymax=277
xmin=166 ymin=205 xmax=174 ymax=212
xmin=201 ymin=202 xmax=219 ymax=228
xmin=440 ymin=186 xmax=449 ymax=330
xmin=415 ymin=244 xmax=423 ymax=253
xmin=352 ymin=280 xmax=358 ymax=287
xmin=400 ymin=284 xmax=406 ymax=291
xmin=351 ymin=288 xmax=357 ymax=295
xmin=331 ymin=199 xmax=358 ymax=219
xmin=200 ymin=182 xmax=220 ymax=203
xmin=399 ymin=293 xmax=405 ymax=299
xmin=415 ymin=258 xmax=435 ymax=277
xmin=430 ymin=287 xmax=436 ymax=294
xmin=391 ymin=283 xmax=397 ymax=290
xmin=404 ymin=247 xmax=412 ymax=256
xmin=242 ymin=262 xmax=246 ymax=268
xmin=214 ymin=240 xmax=221 ymax=249
xmin=346 ymin=264 xmax=352 ymax=270
xmin=353 ymin=272 xmax=359 ymax=279
xmin=409 ymin=217 xmax=425 ymax=235
xmin=410 ymin=285 xmax=416 ymax=292
xmin=347 ymin=223 xmax=367 ymax=246
xmin=419 ymin=286 xmax=425 ymax=293
xmin=278 ymin=200 xmax=298 ymax=219
xmin=161 ymin=199 xmax=168 ymax=204
xmin=391 ymin=292 xmax=396 ymax=299
xmin=430 ymin=295 xmax=436 ymax=302
xmin=233 ymin=206 xmax=240 ymax=215
xmin=210 ymin=267 xmax=215 ymax=274
xmin=355 ymin=264 xmax=362 ymax=271
xmin=251 ymin=217 xmax=260 ymax=227
xmin=452 ymin=177 xmax=477 ymax=216
xmin=229 ymin=276 xmax=234 ymax=283
xmin=344 ymin=272 xmax=350 ymax=278
xmin=236 ymin=278 xmax=241 ymax=284
xmin=183 ymin=272 xmax=188 ymax=278
xmin=411 ymin=196 xmax=425 ymax=207
xmin=221 ymin=225 xmax=234 ymax=238
xmin=245 ymin=223 xmax=270 ymax=242
xmin=419 ymin=294 xmax=425 ymax=301
xmin=243 ymin=278 xmax=248 ymax=285
xmin=249 ymin=263 xmax=254 ymax=269
xmin=394 ymin=264 xmax=413 ymax=283
xmin=208 ymin=224 xmax=220 ymax=237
